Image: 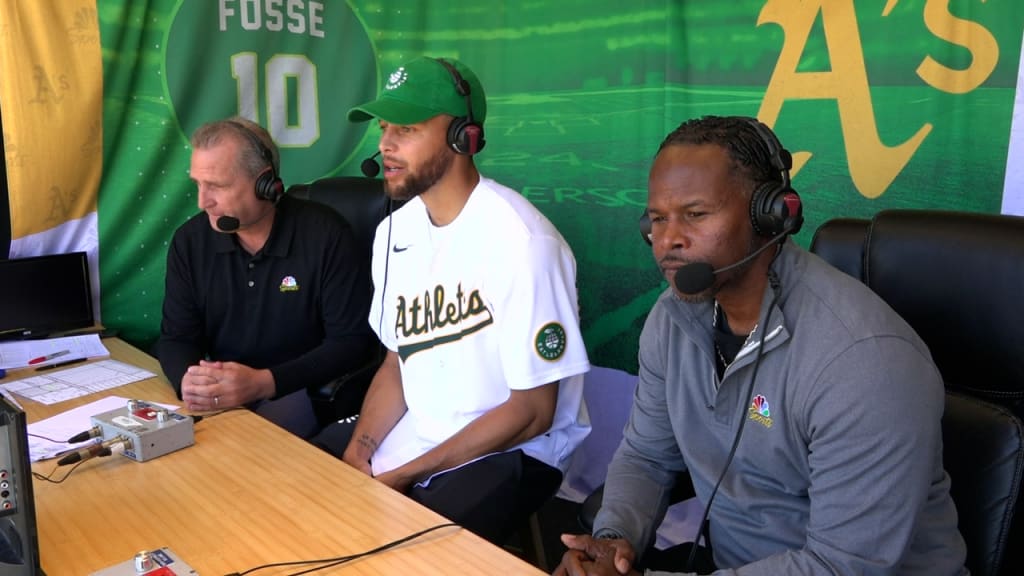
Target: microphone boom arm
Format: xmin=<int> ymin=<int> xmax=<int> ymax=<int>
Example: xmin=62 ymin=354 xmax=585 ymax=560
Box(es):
xmin=674 ymin=225 xmax=793 ymax=295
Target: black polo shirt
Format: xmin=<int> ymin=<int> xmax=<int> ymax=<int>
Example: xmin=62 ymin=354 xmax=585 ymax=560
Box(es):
xmin=158 ymin=194 xmax=374 ymax=398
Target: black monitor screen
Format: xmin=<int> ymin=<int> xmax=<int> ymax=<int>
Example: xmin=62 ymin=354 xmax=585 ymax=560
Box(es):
xmin=0 ymin=394 xmax=42 ymax=574
xmin=0 ymin=252 xmax=94 ymax=339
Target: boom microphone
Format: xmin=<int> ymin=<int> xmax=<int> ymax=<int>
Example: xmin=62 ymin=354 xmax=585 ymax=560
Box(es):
xmin=216 ymin=215 xmax=241 ymax=232
xmin=361 ymin=150 xmax=381 ymax=178
xmin=674 ymin=227 xmax=793 ymax=295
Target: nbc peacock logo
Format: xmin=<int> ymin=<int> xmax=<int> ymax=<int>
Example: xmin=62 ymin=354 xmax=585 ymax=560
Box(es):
xmin=279 ymin=275 xmax=300 ymax=293
xmin=748 ymin=394 xmax=774 ymax=428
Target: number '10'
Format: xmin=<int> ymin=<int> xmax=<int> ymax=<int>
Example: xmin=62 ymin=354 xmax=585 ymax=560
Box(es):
xmin=231 ymin=53 xmax=320 ymax=147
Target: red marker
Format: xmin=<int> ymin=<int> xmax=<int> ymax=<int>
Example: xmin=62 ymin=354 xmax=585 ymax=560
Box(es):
xmin=27 ymin=350 xmax=70 ymax=365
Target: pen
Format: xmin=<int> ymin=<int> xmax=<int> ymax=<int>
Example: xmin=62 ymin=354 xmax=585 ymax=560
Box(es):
xmin=35 ymin=357 xmax=88 ymax=372
xmin=28 ymin=350 xmax=71 ymax=365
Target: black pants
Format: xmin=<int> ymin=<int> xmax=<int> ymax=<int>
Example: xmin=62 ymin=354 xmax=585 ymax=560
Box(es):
xmin=311 ymin=419 xmax=562 ymax=546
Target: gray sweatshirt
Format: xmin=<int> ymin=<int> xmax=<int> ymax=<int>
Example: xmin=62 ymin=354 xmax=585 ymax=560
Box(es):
xmin=594 ymin=240 xmax=967 ymax=575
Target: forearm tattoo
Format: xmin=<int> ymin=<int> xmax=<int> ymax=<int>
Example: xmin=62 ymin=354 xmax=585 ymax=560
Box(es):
xmin=358 ymin=433 xmax=378 ymax=453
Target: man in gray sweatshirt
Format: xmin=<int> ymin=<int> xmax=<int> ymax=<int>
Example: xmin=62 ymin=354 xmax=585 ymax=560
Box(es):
xmin=554 ymin=116 xmax=966 ymax=576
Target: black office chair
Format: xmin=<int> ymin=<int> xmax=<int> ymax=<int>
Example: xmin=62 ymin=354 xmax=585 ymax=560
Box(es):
xmin=287 ymin=177 xmax=403 ymax=429
xmin=941 ymin=392 xmax=1023 ymax=576
xmin=811 ymin=209 xmax=1024 ymax=576
xmin=806 ymin=217 xmax=869 ymax=280
xmin=583 ymin=210 xmax=1024 ymax=575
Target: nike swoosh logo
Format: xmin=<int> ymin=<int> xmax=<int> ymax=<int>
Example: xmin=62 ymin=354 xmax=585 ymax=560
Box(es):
xmin=393 ymin=244 xmax=411 ymax=253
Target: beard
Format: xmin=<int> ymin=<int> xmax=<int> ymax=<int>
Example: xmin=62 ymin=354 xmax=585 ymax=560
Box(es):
xmin=384 ymin=146 xmax=455 ymax=201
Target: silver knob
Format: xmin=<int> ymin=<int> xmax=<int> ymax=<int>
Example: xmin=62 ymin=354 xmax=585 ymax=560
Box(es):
xmin=134 ymin=550 xmax=154 ymax=572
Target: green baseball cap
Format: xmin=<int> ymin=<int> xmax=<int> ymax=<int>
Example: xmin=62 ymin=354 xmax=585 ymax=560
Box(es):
xmin=348 ymin=56 xmax=487 ymax=126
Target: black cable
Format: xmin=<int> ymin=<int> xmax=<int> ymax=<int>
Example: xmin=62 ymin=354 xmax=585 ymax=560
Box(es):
xmin=377 ymin=196 xmax=394 ymax=341
xmin=191 ymin=407 xmax=244 ymax=421
xmin=287 ymin=521 xmax=459 ymax=576
xmin=57 ymin=444 xmax=114 ymax=467
xmin=31 ymin=460 xmax=87 ymax=484
xmin=225 ymin=522 xmax=458 ymax=576
xmin=66 ymin=428 xmax=99 ymax=443
xmin=27 ymin=432 xmax=68 ymax=444
xmin=685 ymin=269 xmax=782 ymax=573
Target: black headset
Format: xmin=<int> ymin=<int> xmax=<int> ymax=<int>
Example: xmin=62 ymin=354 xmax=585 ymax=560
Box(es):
xmin=226 ymin=120 xmax=285 ymax=203
xmin=433 ymin=58 xmax=486 ymax=156
xmin=638 ymin=118 xmax=803 ymax=244
xmin=745 ymin=118 xmax=803 ymax=238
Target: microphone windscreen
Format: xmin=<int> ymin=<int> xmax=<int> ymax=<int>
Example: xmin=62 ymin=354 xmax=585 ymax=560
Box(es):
xmin=217 ymin=215 xmax=240 ymax=233
xmin=361 ymin=156 xmax=381 ymax=178
xmin=674 ymin=262 xmax=715 ymax=295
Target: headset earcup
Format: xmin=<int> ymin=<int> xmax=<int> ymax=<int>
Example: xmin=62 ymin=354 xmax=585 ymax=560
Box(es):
xmin=447 ymin=117 xmax=486 ymax=155
xmin=255 ymin=169 xmax=284 ymax=203
xmin=639 ymin=212 xmax=652 ymax=245
xmin=750 ymin=184 xmax=803 ymax=237
xmin=750 ymin=182 xmax=780 ymax=237
xmin=779 ymin=190 xmax=804 ymax=235
xmin=462 ymin=122 xmax=484 ymax=154
xmin=447 ymin=117 xmax=467 ymax=154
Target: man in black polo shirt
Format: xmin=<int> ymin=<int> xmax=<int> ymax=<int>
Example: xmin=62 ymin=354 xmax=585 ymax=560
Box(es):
xmin=158 ymin=117 xmax=374 ymax=436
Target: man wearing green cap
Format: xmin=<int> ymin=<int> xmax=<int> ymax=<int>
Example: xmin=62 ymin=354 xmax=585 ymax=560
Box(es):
xmin=312 ymin=56 xmax=591 ymax=546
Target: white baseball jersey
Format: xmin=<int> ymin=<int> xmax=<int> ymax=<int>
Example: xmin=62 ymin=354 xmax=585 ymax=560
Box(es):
xmin=368 ymin=177 xmax=591 ymax=481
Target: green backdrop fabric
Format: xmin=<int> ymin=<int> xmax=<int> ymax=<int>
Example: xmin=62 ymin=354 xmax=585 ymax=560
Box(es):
xmin=91 ymin=0 xmax=1024 ymax=373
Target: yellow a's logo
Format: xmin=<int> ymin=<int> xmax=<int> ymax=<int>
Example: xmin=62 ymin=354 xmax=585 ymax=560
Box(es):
xmin=756 ymin=0 xmax=999 ymax=199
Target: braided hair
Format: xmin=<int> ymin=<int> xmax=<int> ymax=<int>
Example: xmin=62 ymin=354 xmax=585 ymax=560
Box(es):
xmin=657 ymin=116 xmax=781 ymax=195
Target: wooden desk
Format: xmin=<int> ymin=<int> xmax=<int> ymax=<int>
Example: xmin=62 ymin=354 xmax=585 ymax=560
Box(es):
xmin=9 ymin=339 xmax=543 ymax=575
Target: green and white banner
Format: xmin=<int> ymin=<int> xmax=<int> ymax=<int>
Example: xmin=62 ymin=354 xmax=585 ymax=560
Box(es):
xmin=2 ymin=1 xmax=1022 ymax=374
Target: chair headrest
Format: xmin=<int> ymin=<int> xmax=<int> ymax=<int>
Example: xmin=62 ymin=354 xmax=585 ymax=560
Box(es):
xmin=808 ymin=218 xmax=869 ymax=281
xmin=866 ymin=210 xmax=1024 ymax=405
xmin=288 ymin=177 xmax=402 ymax=257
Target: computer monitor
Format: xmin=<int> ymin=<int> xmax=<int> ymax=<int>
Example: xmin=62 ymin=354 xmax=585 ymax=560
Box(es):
xmin=0 ymin=394 xmax=42 ymax=574
xmin=0 ymin=251 xmax=94 ymax=340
